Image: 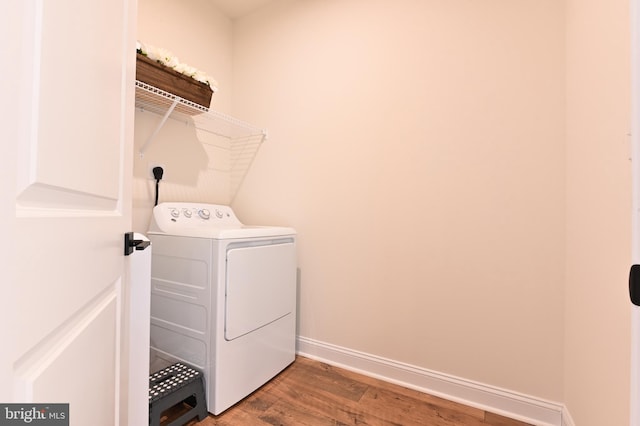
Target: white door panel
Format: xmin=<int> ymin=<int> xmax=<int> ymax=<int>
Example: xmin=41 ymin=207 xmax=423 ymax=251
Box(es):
xmin=225 ymin=242 xmax=296 ymax=340
xmin=15 ymin=286 xmax=119 ymax=423
xmin=16 ymin=0 xmax=125 ymax=208
xmin=14 ymin=219 xmax=124 ymax=356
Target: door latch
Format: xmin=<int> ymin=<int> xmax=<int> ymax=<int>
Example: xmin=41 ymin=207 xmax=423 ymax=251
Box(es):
xmin=124 ymin=232 xmax=150 ymax=256
xmin=630 ymin=265 xmax=640 ymax=306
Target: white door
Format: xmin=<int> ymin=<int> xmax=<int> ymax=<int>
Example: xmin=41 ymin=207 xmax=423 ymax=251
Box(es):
xmin=632 ymin=0 xmax=640 ymax=423
xmin=0 ymin=0 xmax=137 ymax=425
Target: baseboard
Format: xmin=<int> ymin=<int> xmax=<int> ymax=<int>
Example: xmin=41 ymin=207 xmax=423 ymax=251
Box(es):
xmin=561 ymin=406 xmax=576 ymax=426
xmin=297 ymin=336 xmax=566 ymax=426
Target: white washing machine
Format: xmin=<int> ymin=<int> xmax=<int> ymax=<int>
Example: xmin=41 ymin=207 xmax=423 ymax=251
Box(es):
xmin=147 ymin=202 xmax=297 ymax=415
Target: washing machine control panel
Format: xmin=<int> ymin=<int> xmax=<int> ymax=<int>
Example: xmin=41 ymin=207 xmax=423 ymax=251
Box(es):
xmin=151 ymin=202 xmax=242 ymax=231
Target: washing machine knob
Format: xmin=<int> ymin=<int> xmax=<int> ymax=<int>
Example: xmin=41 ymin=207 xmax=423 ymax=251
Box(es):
xmin=170 ymin=208 xmax=180 ymax=218
xmin=183 ymin=209 xmax=192 ymax=218
xmin=215 ymin=209 xmax=224 ymax=219
xmin=198 ymin=209 xmax=211 ymax=220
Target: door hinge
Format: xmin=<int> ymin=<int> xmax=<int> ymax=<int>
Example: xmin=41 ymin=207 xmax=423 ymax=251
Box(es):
xmin=124 ymin=232 xmax=150 ymax=256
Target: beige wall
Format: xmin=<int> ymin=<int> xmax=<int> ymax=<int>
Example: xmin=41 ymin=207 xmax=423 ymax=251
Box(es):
xmin=232 ymin=0 xmax=565 ymax=401
xmin=564 ymin=0 xmax=631 ymax=423
xmin=134 ymin=0 xmax=634 ymax=421
xmin=137 ymin=0 xmax=233 ymax=111
xmin=133 ymin=0 xmax=235 ymax=231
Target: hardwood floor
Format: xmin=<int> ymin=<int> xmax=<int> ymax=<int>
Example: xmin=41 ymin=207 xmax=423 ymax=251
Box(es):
xmin=160 ymin=356 xmax=532 ymax=426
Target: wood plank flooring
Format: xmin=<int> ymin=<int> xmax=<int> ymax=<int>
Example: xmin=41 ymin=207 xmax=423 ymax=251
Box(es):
xmin=160 ymin=356 xmax=532 ymax=426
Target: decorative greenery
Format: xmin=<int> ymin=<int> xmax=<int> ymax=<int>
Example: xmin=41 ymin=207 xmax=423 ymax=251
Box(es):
xmin=137 ymin=41 xmax=218 ymax=92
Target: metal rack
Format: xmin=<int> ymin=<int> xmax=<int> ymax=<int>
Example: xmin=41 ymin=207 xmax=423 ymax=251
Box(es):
xmin=135 ymin=80 xmax=267 ymax=202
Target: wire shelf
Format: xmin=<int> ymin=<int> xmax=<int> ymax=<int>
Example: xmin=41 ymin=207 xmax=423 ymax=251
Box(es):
xmin=135 ymin=80 xmax=266 ymax=203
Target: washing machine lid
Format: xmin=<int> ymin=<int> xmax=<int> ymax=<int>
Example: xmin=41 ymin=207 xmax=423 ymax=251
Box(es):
xmin=148 ymin=202 xmax=296 ymax=239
